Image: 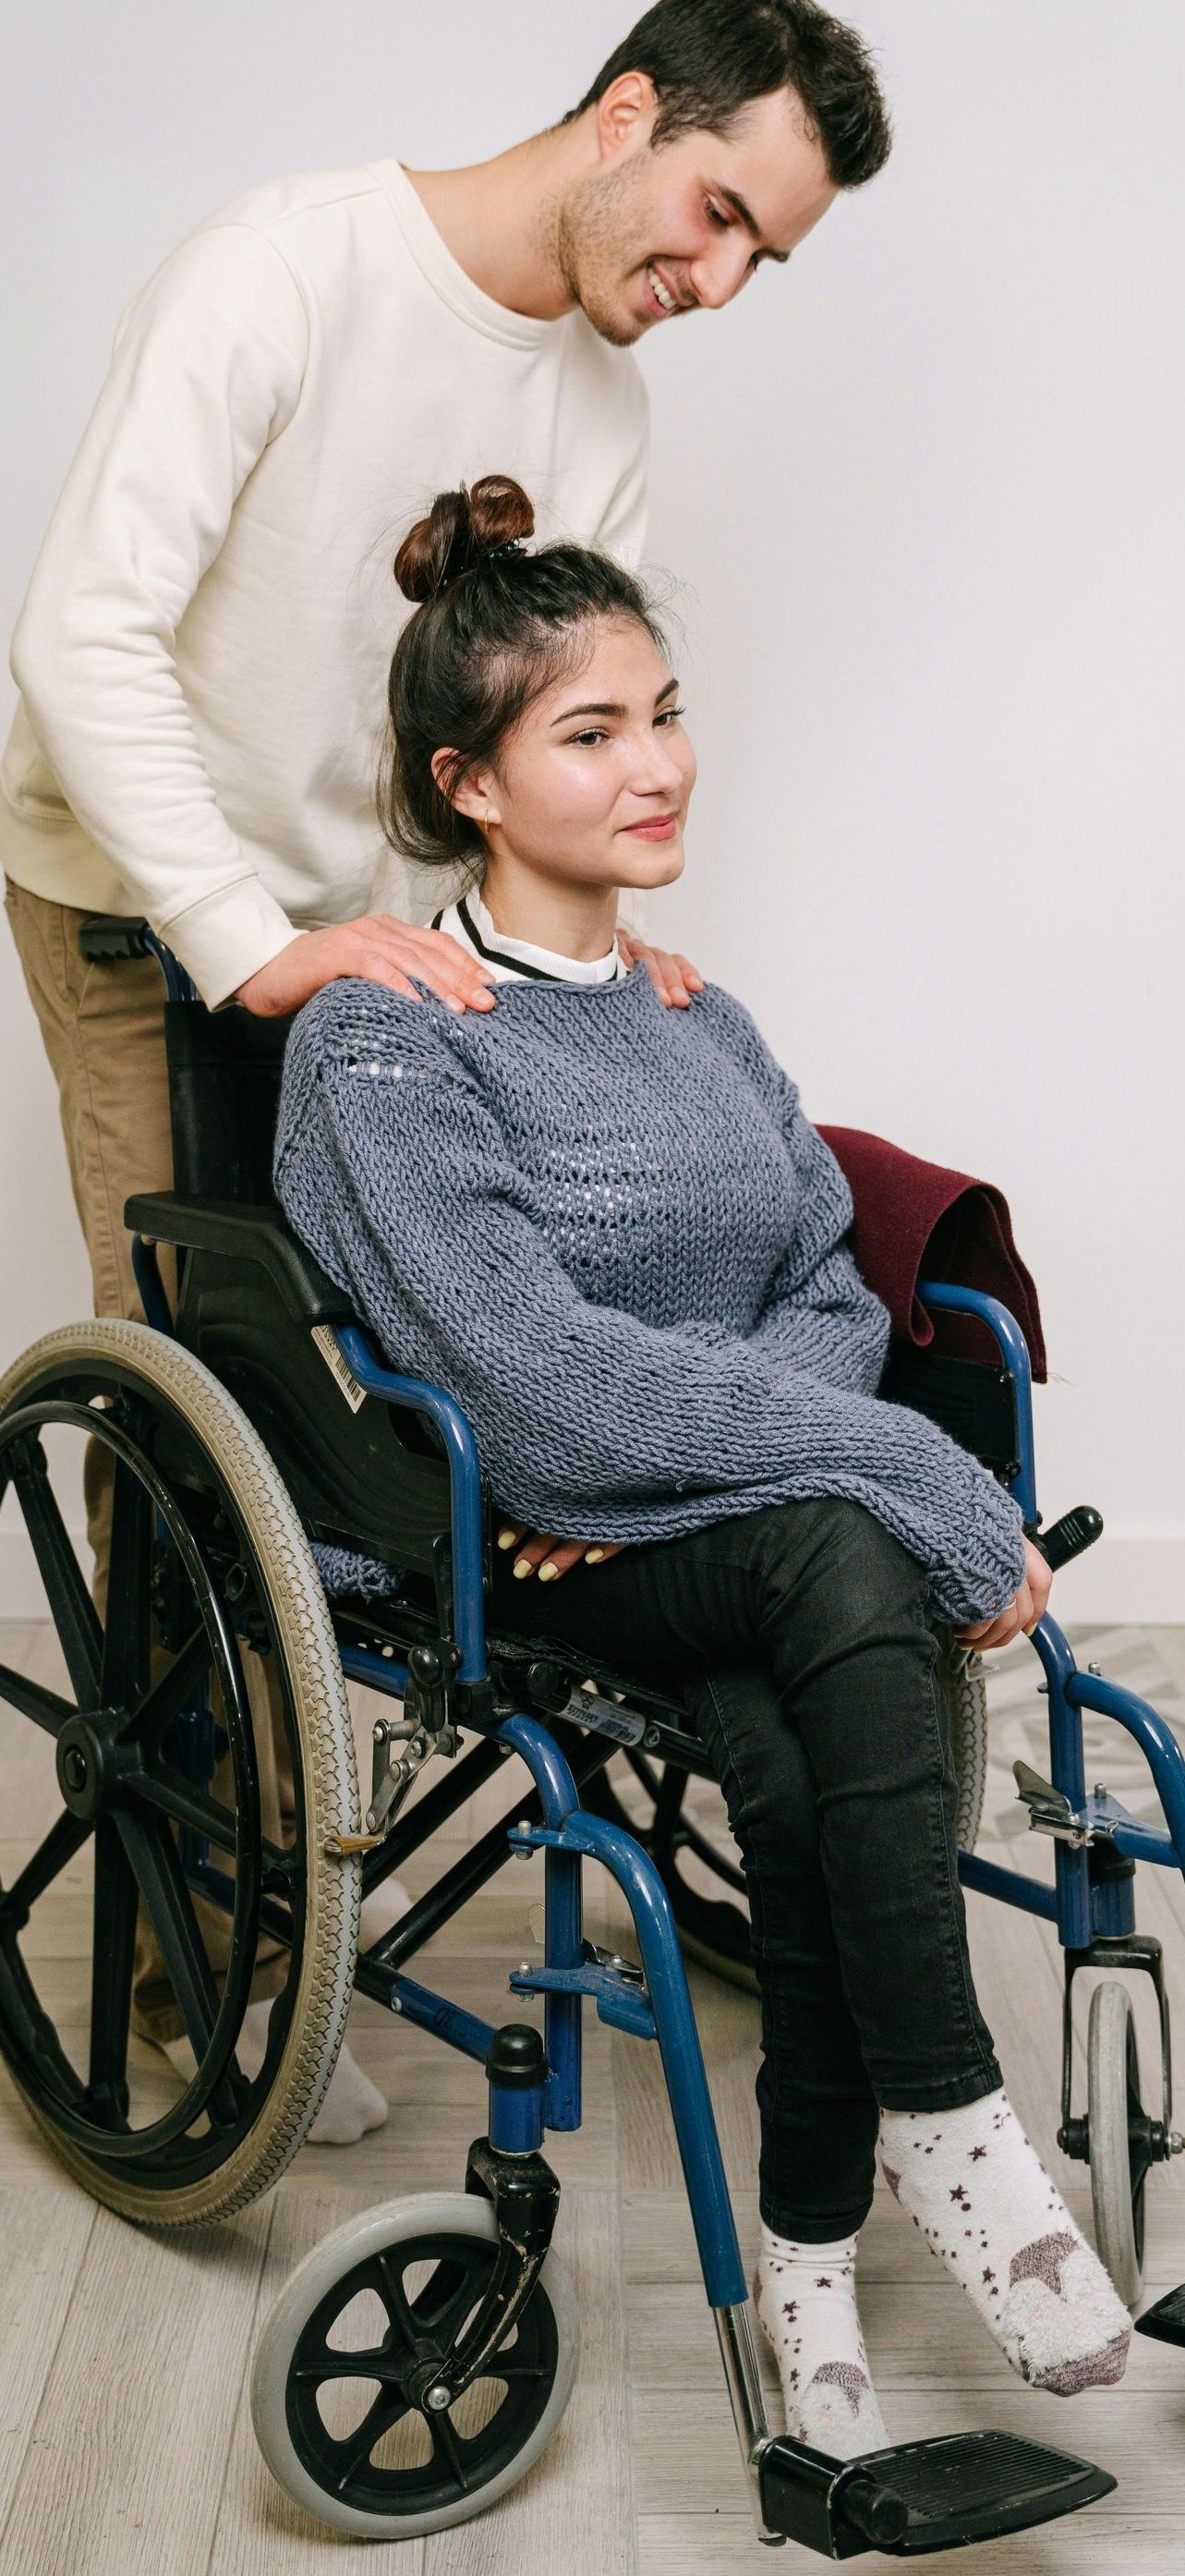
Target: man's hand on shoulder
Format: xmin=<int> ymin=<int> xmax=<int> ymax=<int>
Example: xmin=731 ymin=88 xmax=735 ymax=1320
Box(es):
xmin=235 ymin=917 xmax=499 ymax=1017
xmin=617 ymin=929 xmax=705 ymax=1008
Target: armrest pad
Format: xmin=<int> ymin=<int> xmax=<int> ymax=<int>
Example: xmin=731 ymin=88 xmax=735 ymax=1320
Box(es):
xmin=125 ymin=1191 xmax=354 ymax=1324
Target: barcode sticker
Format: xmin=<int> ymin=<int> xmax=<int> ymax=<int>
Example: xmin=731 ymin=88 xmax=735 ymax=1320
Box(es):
xmin=310 ymin=1325 xmax=368 ymax=1414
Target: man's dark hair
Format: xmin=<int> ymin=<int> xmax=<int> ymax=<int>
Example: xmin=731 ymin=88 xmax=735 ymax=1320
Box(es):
xmin=561 ymin=0 xmax=891 ymax=189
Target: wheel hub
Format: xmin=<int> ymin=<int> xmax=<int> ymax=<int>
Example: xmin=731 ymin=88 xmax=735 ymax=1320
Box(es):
xmin=55 ymin=1715 xmax=112 ymax=1820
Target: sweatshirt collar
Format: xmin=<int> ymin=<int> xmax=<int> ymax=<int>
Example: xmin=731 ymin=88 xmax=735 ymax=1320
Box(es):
xmin=370 ymin=159 xmax=566 ymax=352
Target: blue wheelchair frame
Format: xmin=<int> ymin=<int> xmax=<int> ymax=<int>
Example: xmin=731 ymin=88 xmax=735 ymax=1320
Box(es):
xmin=123 ymin=931 xmax=1185 ymax=2541
xmin=194 ymin=1282 xmax=1185 ymax=2541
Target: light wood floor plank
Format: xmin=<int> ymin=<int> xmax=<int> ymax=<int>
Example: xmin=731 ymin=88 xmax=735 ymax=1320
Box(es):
xmin=639 ymin=2509 xmax=1185 ymax=2576
xmin=0 ymin=2186 xmax=95 ymax=2528
xmin=0 ymin=2201 xmax=271 ymax=2576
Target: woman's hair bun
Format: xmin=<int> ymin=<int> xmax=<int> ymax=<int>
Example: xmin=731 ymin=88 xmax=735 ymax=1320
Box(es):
xmin=393 ymin=473 xmax=536 ymax=604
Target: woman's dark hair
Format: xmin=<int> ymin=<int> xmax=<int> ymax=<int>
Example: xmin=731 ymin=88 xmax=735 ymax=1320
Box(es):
xmin=561 ymin=0 xmax=890 ymax=189
xmin=381 ymin=473 xmax=671 ymax=878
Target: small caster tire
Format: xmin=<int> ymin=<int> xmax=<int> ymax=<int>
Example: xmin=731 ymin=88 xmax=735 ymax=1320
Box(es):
xmin=251 ymin=2189 xmax=580 ymax=2537
xmin=1087 ymin=1980 xmax=1145 ymax=2305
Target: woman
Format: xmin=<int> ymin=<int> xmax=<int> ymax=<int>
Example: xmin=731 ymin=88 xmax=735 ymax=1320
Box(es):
xmin=274 ymin=474 xmax=1131 ymax=2458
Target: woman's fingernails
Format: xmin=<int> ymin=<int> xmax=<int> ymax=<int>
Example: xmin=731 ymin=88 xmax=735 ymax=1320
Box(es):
xmin=585 ymin=1547 xmax=606 ymax=1563
xmin=497 ymin=1526 xmax=517 ymax=1549
xmin=514 ymin=1559 xmax=532 ymax=1580
xmin=538 ymin=1561 xmax=559 ymax=1583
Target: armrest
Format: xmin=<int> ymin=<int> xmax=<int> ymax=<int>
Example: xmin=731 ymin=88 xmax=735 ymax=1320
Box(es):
xmin=125 ymin=1190 xmax=353 ymax=1325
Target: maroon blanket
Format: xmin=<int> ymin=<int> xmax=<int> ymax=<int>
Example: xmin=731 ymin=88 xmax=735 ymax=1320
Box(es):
xmin=816 ymin=1126 xmax=1047 ymax=1383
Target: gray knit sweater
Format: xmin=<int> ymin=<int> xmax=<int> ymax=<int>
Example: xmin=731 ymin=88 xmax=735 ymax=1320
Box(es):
xmin=273 ymin=967 xmax=1027 ymax=1623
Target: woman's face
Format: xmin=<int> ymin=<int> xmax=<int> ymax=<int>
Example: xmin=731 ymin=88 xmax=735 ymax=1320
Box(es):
xmin=456 ymin=615 xmax=696 ymax=895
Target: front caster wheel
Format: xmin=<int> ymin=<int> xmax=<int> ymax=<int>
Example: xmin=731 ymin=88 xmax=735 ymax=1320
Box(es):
xmin=1087 ymin=1980 xmax=1147 ymax=2305
xmin=251 ymin=2191 xmax=580 ymax=2537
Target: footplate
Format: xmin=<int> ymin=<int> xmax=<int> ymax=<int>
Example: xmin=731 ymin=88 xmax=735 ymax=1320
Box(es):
xmin=758 ymin=2428 xmax=1116 ymax=2558
xmin=1136 ymin=2282 xmax=1185 ymax=2347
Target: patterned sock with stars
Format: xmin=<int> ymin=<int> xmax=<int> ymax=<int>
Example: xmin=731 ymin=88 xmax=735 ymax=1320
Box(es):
xmin=754 ymin=2220 xmax=890 ymax=2461
xmin=878 ymin=2086 xmax=1131 ymax=2394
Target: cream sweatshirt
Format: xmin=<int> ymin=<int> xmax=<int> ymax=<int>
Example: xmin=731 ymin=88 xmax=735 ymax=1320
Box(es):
xmin=2 ymin=160 xmax=650 ymax=1006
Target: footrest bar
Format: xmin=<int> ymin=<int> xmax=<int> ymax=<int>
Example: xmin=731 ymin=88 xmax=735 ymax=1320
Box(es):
xmin=757 ymin=2427 xmax=1116 ymax=2558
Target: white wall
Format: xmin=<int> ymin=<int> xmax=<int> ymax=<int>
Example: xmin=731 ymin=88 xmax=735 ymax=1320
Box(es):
xmin=3 ymin=1 xmax=1182 ymax=1619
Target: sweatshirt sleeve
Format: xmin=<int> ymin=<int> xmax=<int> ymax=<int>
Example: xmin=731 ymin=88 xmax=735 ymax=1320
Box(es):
xmin=274 ymin=989 xmax=1027 ymax=1624
xmin=9 ymin=223 xmax=311 ymax=1006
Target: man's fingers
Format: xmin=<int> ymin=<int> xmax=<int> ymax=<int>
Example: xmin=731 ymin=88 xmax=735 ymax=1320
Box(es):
xmin=369 ymin=919 xmax=499 ymax=1011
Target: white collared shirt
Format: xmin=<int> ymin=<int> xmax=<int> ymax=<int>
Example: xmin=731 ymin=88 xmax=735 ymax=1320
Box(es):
xmin=433 ymin=884 xmax=628 ymax=986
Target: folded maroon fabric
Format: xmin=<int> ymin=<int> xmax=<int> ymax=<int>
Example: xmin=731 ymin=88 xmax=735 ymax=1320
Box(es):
xmin=816 ymin=1125 xmax=1047 ymax=1383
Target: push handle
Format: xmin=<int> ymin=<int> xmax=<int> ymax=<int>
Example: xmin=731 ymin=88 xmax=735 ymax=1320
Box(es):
xmin=78 ymin=914 xmax=151 ymax=963
xmin=1025 ymin=1505 xmax=1104 ymax=1573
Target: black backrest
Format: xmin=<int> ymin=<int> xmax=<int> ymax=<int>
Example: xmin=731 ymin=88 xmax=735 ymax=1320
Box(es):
xmin=164 ymin=1001 xmax=295 ymax=1201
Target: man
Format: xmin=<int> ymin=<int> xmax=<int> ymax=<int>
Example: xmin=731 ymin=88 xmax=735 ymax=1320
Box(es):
xmin=1 ymin=1 xmax=891 ymax=2125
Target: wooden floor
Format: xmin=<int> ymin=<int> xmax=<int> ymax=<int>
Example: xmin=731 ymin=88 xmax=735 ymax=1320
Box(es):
xmin=2 ymin=1618 xmax=1184 ymax=2576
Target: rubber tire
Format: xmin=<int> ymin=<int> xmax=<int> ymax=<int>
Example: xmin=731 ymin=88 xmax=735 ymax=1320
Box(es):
xmin=251 ymin=2191 xmax=581 ymax=2538
xmin=0 ymin=1318 xmax=362 ymax=2225
xmin=1087 ymin=1979 xmax=1144 ymax=2306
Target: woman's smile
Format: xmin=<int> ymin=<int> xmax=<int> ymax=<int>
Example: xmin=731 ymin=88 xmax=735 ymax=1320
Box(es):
xmin=622 ymin=812 xmax=679 ymax=839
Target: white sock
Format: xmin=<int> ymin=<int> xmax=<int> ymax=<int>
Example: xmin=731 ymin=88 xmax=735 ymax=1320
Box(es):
xmin=754 ymin=2222 xmax=890 ymax=2461
xmin=878 ymin=2087 xmax=1131 ymax=2394
xmin=159 ymin=1998 xmax=389 ymax=2145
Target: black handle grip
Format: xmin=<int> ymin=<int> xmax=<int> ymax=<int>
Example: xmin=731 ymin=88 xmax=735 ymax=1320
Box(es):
xmin=79 ymin=914 xmax=151 ymax=964
xmin=1024 ymin=1506 xmax=1104 ymax=1574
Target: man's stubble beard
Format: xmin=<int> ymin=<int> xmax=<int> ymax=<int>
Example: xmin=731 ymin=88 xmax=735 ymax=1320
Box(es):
xmin=555 ymin=156 xmax=655 ymax=349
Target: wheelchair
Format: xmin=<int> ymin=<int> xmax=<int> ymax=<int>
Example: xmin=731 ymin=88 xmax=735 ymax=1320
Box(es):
xmin=1 ymin=916 xmax=1182 ymax=2554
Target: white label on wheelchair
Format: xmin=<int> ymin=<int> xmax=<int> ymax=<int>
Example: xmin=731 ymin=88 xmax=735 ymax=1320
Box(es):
xmin=310 ymin=1326 xmax=368 ymax=1414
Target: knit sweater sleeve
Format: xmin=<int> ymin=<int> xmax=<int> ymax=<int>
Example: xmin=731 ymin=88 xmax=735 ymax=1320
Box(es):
xmin=273 ymin=989 xmax=1027 ymax=1624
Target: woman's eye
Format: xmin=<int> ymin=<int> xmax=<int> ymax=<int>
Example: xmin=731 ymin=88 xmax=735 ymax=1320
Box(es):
xmin=706 ymin=200 xmax=729 ymax=228
xmin=567 ymin=708 xmax=685 ymax=748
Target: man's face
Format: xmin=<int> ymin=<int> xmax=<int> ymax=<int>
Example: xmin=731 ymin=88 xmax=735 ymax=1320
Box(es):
xmin=557 ymin=84 xmax=838 ymax=349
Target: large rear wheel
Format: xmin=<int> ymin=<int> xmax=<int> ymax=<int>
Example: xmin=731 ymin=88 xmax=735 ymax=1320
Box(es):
xmin=0 ymin=1319 xmax=360 ymax=2223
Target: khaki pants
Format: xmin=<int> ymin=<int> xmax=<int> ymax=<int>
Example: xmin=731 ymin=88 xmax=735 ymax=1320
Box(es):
xmin=4 ymin=877 xmax=292 ymax=2041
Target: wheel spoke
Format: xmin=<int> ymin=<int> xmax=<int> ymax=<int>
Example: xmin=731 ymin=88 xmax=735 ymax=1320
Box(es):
xmin=7 ymin=1436 xmax=102 ymax=1707
xmin=373 ymin=2250 xmax=428 ymax=2358
xmin=115 ymin=1806 xmax=221 ymax=2063
xmin=100 ymin=1459 xmax=152 ymax=1712
xmin=88 ymin=1818 xmax=139 ymax=2123
xmin=0 ymin=1811 xmax=92 ymax=1929
xmin=428 ymin=2404 xmax=471 ymax=2493
xmin=290 ymin=2344 xmax=392 ymax=2386
xmin=131 ymin=1765 xmax=240 ymax=1858
xmin=0 ymin=1662 xmax=76 ymax=1739
xmin=113 ymin=1625 xmax=211 ymax=1752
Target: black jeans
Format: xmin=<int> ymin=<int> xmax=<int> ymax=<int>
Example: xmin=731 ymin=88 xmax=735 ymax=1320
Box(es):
xmin=487 ymin=1493 xmax=1003 ymax=2241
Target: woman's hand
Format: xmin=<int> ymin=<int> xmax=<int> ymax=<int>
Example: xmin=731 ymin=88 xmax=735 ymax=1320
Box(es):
xmin=497 ymin=1522 xmax=626 ymax=1583
xmin=616 ymin=929 xmax=705 ymax=1009
xmin=953 ymin=1536 xmax=1052 ymax=1652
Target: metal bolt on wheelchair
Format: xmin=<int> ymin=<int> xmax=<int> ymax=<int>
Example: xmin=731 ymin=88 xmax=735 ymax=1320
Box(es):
xmin=1 ymin=917 xmax=1182 ymax=2551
